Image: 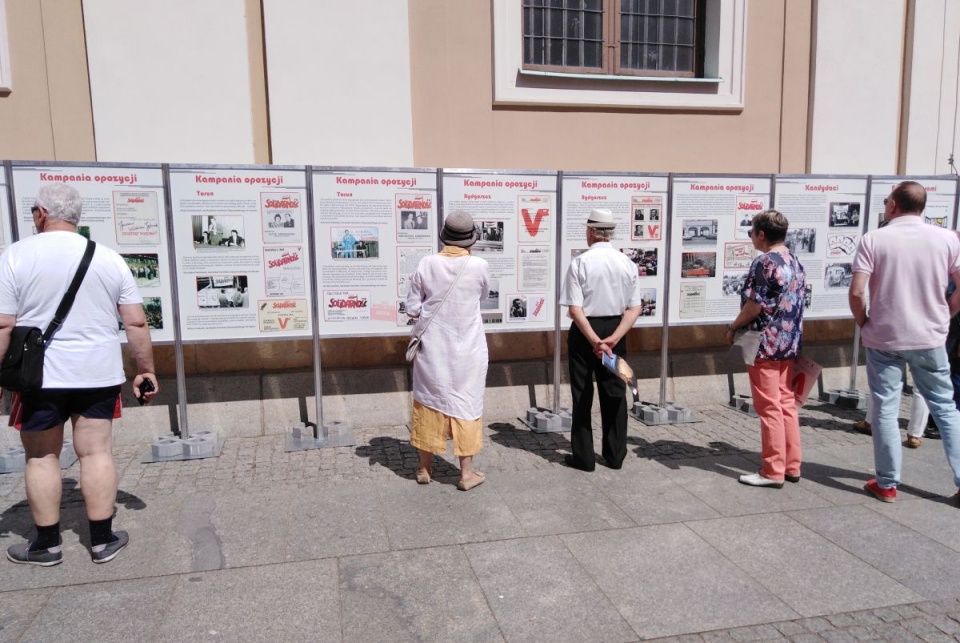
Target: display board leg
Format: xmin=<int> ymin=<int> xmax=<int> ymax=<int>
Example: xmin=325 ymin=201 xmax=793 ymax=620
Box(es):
xmin=627 ymin=177 xmax=696 ymax=426
xmin=285 ymin=425 xmax=357 ymax=451
xmin=720 ymin=371 xmax=758 ymax=418
xmin=818 ymin=323 xmax=867 ymax=410
xmin=519 ymin=405 xmax=572 ymax=433
xmin=142 ymin=164 xmax=224 ymax=464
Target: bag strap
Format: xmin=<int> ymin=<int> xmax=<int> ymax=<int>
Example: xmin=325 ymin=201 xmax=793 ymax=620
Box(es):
xmin=414 ymin=256 xmax=471 ymax=339
xmin=42 ymin=239 xmax=96 ymax=343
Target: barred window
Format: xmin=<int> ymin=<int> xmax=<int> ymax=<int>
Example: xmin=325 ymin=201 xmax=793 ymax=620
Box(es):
xmin=522 ymin=0 xmax=705 ymax=78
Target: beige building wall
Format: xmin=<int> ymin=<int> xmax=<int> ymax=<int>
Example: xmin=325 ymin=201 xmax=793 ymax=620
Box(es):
xmin=0 ymin=0 xmax=95 ymax=161
xmin=82 ymin=0 xmax=260 ymax=163
xmin=408 ymin=0 xmax=810 ymax=174
xmin=808 ymin=0 xmax=906 ymax=174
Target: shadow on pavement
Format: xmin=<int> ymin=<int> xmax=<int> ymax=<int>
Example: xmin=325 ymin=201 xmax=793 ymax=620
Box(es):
xmin=629 ymin=437 xmax=938 ymax=498
xmin=356 ymin=436 xmax=462 ymax=484
xmin=487 ymin=421 xmax=570 ymax=465
xmin=0 ymin=477 xmax=146 ymax=547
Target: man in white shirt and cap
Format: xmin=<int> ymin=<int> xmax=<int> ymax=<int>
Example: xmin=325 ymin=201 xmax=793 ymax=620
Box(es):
xmin=560 ymin=208 xmax=644 ymax=471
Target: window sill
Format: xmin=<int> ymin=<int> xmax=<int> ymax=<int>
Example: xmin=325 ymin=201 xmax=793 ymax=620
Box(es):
xmin=519 ymin=69 xmax=724 ymax=84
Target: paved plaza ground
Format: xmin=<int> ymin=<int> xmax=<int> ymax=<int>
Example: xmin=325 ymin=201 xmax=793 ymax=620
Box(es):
xmin=2 ymin=397 xmax=960 ymax=642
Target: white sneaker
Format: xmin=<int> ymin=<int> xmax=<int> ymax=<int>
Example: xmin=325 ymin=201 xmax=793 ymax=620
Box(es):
xmin=738 ymin=472 xmax=784 ymax=489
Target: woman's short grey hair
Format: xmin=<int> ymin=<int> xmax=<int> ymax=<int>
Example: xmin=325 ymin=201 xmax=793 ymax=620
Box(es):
xmin=592 ymin=227 xmax=615 ymax=241
xmin=35 ymin=183 xmax=82 ymax=225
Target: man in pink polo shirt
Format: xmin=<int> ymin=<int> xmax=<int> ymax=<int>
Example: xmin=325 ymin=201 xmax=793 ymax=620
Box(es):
xmin=849 ymin=181 xmax=960 ymax=503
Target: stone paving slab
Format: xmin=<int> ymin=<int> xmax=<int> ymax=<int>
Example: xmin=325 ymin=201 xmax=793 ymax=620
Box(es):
xmin=789 ymin=504 xmax=960 ymax=601
xmin=463 ymin=535 xmax=637 ymax=643
xmin=562 ymin=523 xmax=800 ymax=639
xmin=154 ymin=559 xmax=341 ymax=642
xmin=373 ymin=476 xmax=526 ymax=550
xmin=869 ymin=497 xmax=960 ymax=554
xmin=17 ymin=576 xmax=179 ymax=643
xmin=338 ymin=546 xmax=504 ymax=643
xmin=0 ymin=588 xmax=55 ymax=642
xmin=493 ymin=468 xmax=636 ymax=536
xmin=687 ymin=512 xmax=923 ymax=617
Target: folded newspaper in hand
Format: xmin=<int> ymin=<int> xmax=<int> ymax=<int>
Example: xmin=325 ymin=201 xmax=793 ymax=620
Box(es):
xmin=601 ymin=352 xmax=639 ymax=399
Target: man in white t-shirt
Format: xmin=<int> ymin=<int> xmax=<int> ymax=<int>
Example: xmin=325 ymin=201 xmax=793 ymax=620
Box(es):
xmin=560 ymin=209 xmax=643 ymax=471
xmin=0 ymin=183 xmax=159 ymax=566
xmin=849 ymin=181 xmax=960 ymax=504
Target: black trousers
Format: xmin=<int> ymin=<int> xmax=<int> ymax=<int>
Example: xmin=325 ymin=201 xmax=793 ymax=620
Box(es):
xmin=568 ymin=316 xmax=628 ymax=469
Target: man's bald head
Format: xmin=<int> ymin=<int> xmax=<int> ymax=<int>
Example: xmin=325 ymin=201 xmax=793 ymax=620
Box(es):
xmin=891 ymin=181 xmax=927 ymax=214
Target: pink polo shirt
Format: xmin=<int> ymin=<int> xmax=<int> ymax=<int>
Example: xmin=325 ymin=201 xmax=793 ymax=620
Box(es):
xmin=852 ymin=216 xmax=960 ymax=350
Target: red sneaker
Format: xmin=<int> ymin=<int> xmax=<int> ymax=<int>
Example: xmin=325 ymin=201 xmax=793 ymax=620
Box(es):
xmin=864 ymin=479 xmax=896 ymax=503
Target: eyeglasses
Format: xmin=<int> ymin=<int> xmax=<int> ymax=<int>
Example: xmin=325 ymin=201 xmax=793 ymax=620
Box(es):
xmin=747 ymin=229 xmax=754 ymax=238
xmin=30 ymin=206 xmax=40 ymax=216
xmin=883 ymin=197 xmax=889 ymax=205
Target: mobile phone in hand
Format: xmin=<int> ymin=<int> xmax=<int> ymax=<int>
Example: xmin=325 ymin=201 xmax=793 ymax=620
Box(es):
xmin=137 ymin=378 xmax=155 ymax=406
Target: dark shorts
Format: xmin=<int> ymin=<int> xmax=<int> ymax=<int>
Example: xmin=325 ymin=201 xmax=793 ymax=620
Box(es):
xmin=17 ymin=386 xmax=122 ymax=433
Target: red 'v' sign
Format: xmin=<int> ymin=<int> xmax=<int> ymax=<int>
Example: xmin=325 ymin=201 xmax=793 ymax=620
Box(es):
xmin=521 ymin=208 xmax=549 ymax=236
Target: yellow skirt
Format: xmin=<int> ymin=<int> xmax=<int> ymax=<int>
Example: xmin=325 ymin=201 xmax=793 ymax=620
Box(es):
xmin=410 ymin=401 xmax=483 ymax=457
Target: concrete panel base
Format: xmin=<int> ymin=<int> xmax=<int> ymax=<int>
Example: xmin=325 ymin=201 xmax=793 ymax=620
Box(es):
xmin=819 ymin=388 xmax=868 ymax=410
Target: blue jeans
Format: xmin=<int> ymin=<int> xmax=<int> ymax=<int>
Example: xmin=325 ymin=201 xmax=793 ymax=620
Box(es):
xmin=866 ymin=347 xmax=960 ymax=489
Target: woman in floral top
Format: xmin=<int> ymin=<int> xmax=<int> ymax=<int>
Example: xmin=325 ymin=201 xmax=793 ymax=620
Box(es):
xmin=725 ymin=210 xmax=806 ymax=488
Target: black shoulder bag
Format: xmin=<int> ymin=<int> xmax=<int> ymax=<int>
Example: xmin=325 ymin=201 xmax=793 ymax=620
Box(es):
xmin=0 ymin=239 xmax=96 ymax=392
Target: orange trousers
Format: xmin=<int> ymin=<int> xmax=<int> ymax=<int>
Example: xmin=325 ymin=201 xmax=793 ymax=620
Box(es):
xmin=748 ymin=358 xmax=801 ymax=481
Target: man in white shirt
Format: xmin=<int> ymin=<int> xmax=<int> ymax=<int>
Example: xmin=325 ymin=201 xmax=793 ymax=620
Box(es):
xmin=560 ymin=209 xmax=644 ymax=471
xmin=0 ymin=183 xmax=158 ymax=566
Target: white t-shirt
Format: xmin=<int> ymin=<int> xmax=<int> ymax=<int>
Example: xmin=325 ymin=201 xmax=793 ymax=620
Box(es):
xmin=560 ymin=242 xmax=644 ymax=316
xmin=0 ymin=231 xmax=142 ymax=388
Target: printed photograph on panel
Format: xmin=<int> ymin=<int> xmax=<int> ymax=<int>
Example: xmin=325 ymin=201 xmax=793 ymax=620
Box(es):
xmin=723 ymin=242 xmax=755 ymax=269
xmin=632 ymin=222 xmax=662 ymax=241
xmin=482 ymin=278 xmax=500 ymax=311
xmin=680 ymin=252 xmax=716 ymax=278
xmin=474 ymin=220 xmax=505 ymax=252
xmin=681 ymin=219 xmax=718 ymax=247
xmin=631 ymin=195 xmax=662 ymax=224
xmin=261 ymin=192 xmax=302 ymax=243
xmin=121 ymin=253 xmax=160 ymax=288
xmin=196 ymin=276 xmax=248 ymax=308
xmin=784 ymin=228 xmax=816 ymax=254
xmin=620 ymin=248 xmax=658 ymax=277
xmin=722 ymin=272 xmax=747 ymax=297
xmin=639 ymin=288 xmax=657 ymax=317
xmin=119 ymin=297 xmax=163 ymax=331
xmin=397 ymin=193 xmax=433 ymax=243
xmin=827 ymin=233 xmax=859 ymax=258
xmin=828 ymin=202 xmax=861 ymax=227
xmin=330 ymin=227 xmax=379 ymax=259
xmin=804 ymin=284 xmax=813 ymax=308
xmin=193 ymin=215 xmax=246 ymax=249
xmin=508 ymin=296 xmax=527 ymax=321
xmin=924 ymin=214 xmax=949 ymax=228
xmin=399 ymin=210 xmax=429 ymax=230
xmin=482 ymin=312 xmax=503 ymax=325
xmin=735 ymin=197 xmax=766 ymax=239
xmin=824 ymin=263 xmax=853 ymax=288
